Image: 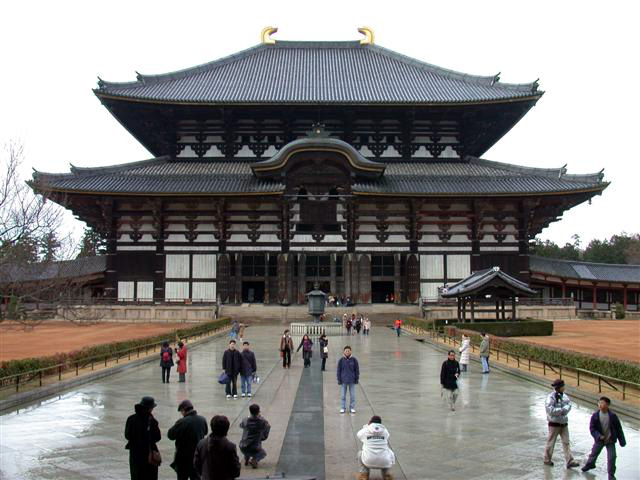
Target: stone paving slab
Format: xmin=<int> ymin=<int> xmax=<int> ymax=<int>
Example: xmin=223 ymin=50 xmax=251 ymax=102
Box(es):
xmin=1 ymin=325 xmax=639 ymax=480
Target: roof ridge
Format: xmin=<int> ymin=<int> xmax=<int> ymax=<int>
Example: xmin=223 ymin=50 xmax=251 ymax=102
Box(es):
xmin=470 ymin=157 xmax=605 ymax=183
xmin=97 ymin=44 xmax=267 ymax=89
xmin=530 ymin=255 xmax=640 ymax=268
xmin=369 ymin=44 xmax=537 ymax=92
xmin=68 ymin=155 xmax=172 ymax=175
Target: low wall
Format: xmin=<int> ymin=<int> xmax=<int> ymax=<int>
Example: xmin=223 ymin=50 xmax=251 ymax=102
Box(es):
xmin=423 ymin=305 xmax=576 ymax=321
xmin=57 ymin=304 xmax=217 ymax=323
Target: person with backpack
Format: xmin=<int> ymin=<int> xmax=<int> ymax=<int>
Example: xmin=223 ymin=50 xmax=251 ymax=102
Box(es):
xmin=319 ymin=333 xmax=329 ymax=372
xmin=160 ymin=341 xmax=174 ymax=383
xmin=125 ymin=396 xmax=161 ymax=480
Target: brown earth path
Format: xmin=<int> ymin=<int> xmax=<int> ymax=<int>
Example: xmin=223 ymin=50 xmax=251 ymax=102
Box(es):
xmin=0 ymin=322 xmax=184 ymax=361
xmin=513 ymin=320 xmax=640 ymax=363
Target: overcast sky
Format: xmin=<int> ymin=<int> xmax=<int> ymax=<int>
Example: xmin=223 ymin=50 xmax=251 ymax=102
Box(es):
xmin=2 ymin=1 xmax=637 ymax=246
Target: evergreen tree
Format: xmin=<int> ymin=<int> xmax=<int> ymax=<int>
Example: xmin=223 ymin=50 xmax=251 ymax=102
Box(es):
xmin=39 ymin=230 xmax=61 ymax=262
xmin=77 ymin=227 xmax=106 ymax=258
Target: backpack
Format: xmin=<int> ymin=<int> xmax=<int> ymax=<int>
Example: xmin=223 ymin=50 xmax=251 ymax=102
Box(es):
xmin=162 ymin=350 xmax=170 ymax=362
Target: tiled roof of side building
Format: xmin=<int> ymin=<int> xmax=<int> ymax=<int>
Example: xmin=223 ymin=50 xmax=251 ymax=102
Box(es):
xmin=0 ymin=256 xmax=107 ymax=284
xmin=95 ymin=41 xmax=541 ymax=105
xmin=31 ymin=156 xmax=607 ymax=196
xmin=441 ymin=267 xmax=537 ymax=297
xmin=530 ymin=256 xmax=640 ymax=283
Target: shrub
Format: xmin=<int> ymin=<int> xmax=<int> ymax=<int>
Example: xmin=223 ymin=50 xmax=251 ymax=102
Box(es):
xmin=452 ymin=328 xmax=640 ymax=384
xmin=454 ymin=319 xmax=553 ymax=337
xmin=613 ymin=303 xmax=625 ymax=319
xmin=405 ymin=316 xmax=452 ymax=331
xmin=0 ymin=317 xmax=231 ymax=379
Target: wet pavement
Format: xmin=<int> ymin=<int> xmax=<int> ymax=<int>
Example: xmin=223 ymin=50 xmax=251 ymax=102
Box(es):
xmin=1 ymin=325 xmax=638 ymax=479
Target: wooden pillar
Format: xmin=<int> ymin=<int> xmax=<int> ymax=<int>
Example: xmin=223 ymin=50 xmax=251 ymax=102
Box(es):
xmin=264 ymin=254 xmax=270 ymax=304
xmin=592 ymin=284 xmax=597 ymax=310
xmin=623 ymin=285 xmax=628 ymax=310
xmin=470 ymin=296 xmax=475 ymax=323
xmin=102 ymin=200 xmax=117 ymax=300
xmin=501 ymin=299 xmax=506 ymax=320
xmin=394 ymin=254 xmax=401 ymax=304
xmin=298 ymin=253 xmax=306 ymax=304
xmin=495 ymin=300 xmax=500 ymax=321
xmin=235 ymin=253 xmax=242 ymax=303
xmin=561 ymin=281 xmax=566 ymax=299
xmin=152 ymin=201 xmax=165 ymax=303
xmin=511 ymin=296 xmax=517 ymax=320
xmin=457 ymin=298 xmax=462 ymax=322
xmin=330 ymin=254 xmax=337 ymax=297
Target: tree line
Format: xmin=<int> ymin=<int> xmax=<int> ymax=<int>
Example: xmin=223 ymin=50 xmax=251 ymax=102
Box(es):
xmin=532 ymin=233 xmax=640 ymax=265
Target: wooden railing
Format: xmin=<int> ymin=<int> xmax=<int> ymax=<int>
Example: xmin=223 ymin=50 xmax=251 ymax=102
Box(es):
xmin=0 ymin=325 xmax=229 ymax=398
xmin=407 ymin=325 xmax=640 ymax=403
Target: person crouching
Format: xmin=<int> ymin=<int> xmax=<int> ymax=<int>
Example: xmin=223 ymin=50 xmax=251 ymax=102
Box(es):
xmin=239 ymin=404 xmax=271 ymax=469
xmin=356 ymin=415 xmax=395 ymax=480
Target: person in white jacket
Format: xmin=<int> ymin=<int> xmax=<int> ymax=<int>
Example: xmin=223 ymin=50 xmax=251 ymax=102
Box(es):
xmin=356 ymin=415 xmax=395 ymax=480
xmin=459 ymin=334 xmax=470 ymax=372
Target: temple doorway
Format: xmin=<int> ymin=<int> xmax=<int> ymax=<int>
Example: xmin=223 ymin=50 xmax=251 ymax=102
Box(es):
xmin=242 ymin=281 xmax=265 ymax=303
xmin=306 ymin=281 xmax=331 ymax=294
xmin=371 ymin=281 xmax=395 ymax=303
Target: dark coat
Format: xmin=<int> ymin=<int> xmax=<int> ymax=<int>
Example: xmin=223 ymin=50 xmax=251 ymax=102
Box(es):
xmin=297 ymin=338 xmax=313 ymax=359
xmin=160 ymin=346 xmax=174 ymax=368
xmin=125 ymin=405 xmax=161 ymax=480
xmin=194 ymin=435 xmax=241 ymax=480
xmin=589 ymin=410 xmax=626 ymax=446
xmin=167 ymin=410 xmax=208 ymax=476
xmin=239 ymin=415 xmax=271 ymax=454
xmin=222 ymin=349 xmax=242 ymax=376
xmin=240 ymin=350 xmax=257 ymax=377
xmin=280 ymin=335 xmax=294 ymax=351
xmin=319 ymin=337 xmax=328 ymax=359
xmin=337 ymin=355 xmax=359 ymax=385
xmin=440 ymin=359 xmax=461 ymax=390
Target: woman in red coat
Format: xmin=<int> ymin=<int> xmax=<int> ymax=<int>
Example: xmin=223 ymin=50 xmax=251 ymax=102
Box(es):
xmin=177 ymin=341 xmax=187 ymax=382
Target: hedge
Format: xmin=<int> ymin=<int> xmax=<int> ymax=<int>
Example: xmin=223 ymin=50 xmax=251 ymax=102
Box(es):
xmin=453 ymin=319 xmax=553 ymax=337
xmin=405 ymin=316 xmax=452 ymax=331
xmin=0 ymin=317 xmax=231 ymax=379
xmin=451 ymin=328 xmax=640 ymax=384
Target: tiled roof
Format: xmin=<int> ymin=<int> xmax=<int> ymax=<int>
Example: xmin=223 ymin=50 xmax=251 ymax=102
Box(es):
xmin=32 ymin=156 xmax=606 ymax=196
xmin=0 ymin=256 xmax=106 ymax=284
xmin=442 ymin=266 xmax=537 ymax=297
xmin=95 ymin=41 xmax=541 ymax=105
xmin=530 ymin=256 xmax=640 ymax=283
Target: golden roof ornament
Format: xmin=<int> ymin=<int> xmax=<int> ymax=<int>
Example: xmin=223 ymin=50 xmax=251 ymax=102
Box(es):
xmin=358 ymin=27 xmax=374 ymax=45
xmin=261 ymin=26 xmax=278 ymax=44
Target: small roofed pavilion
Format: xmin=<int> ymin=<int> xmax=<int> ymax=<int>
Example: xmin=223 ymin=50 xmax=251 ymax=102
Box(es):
xmin=441 ymin=267 xmax=537 ymax=322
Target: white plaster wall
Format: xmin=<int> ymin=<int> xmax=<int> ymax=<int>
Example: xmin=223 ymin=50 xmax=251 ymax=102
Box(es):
xmin=192 ymin=282 xmax=216 ymax=301
xmin=166 ymin=254 xmax=190 ymax=278
xmin=165 ymin=282 xmax=189 ymax=301
xmin=118 ymin=281 xmax=134 ymax=301
xmin=447 ymin=255 xmax=471 ymax=279
xmin=420 ymin=255 xmax=444 ymax=279
xmin=137 ymin=282 xmax=154 ymax=301
xmin=192 ymin=254 xmax=216 ymax=278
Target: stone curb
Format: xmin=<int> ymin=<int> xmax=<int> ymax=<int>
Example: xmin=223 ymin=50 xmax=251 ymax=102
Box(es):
xmin=405 ymin=329 xmax=640 ymax=421
xmin=0 ymin=328 xmax=230 ymax=413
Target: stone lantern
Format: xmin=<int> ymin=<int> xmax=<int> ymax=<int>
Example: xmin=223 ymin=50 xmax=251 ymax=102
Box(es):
xmin=306 ymin=282 xmax=327 ymax=323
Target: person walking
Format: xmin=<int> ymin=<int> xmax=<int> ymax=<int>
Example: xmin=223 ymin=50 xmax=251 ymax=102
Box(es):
xmin=582 ymin=396 xmax=626 ymax=479
xmin=394 ymin=319 xmax=402 ymax=337
xmin=319 ymin=333 xmax=329 ymax=371
xmin=222 ymin=340 xmax=242 ymax=399
xmin=239 ymin=404 xmax=271 ymax=469
xmin=230 ymin=320 xmax=240 ymax=340
xmin=479 ymin=333 xmax=490 ymax=373
xmin=356 ymin=415 xmax=396 ymax=480
xmin=355 ymin=316 xmax=362 ymax=334
xmin=459 ymin=334 xmax=470 ymax=372
xmin=363 ymin=318 xmax=371 ymax=336
xmin=240 ymin=341 xmax=257 ymax=398
xmin=176 ymin=341 xmax=187 ymax=383
xmin=167 ymin=399 xmax=208 ymax=480
xmin=346 ymin=317 xmax=353 ymax=336
xmin=279 ymin=329 xmax=294 ymax=369
xmin=337 ymin=345 xmax=359 ymax=414
xmin=125 ymin=396 xmax=161 ymax=480
xmin=440 ymin=350 xmax=461 ymax=411
xmin=238 ymin=323 xmax=246 ymax=344
xmin=544 ymin=379 xmax=580 ymax=469
xmin=296 ymin=334 xmax=314 ymax=368
xmin=160 ymin=341 xmax=174 ymax=383
xmin=194 ymin=415 xmax=241 ymax=480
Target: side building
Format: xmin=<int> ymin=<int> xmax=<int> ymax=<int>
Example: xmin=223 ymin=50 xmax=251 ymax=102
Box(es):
xmin=31 ymin=31 xmax=608 ymax=306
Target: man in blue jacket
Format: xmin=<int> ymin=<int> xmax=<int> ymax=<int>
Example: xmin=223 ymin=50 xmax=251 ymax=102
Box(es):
xmin=582 ymin=396 xmax=626 ymax=479
xmin=337 ymin=345 xmax=359 ymax=414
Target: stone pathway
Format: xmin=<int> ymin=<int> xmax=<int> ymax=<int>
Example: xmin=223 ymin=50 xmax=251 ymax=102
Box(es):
xmin=1 ymin=325 xmax=638 ymax=479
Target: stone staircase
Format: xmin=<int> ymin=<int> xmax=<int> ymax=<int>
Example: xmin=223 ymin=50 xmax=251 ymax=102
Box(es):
xmin=218 ymin=303 xmax=420 ymax=325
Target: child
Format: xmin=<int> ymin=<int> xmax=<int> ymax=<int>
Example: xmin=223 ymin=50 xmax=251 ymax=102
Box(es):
xmin=581 ymin=396 xmax=626 ymax=478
